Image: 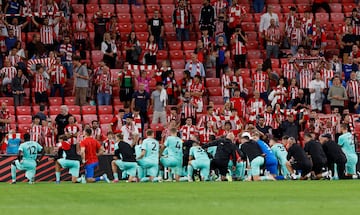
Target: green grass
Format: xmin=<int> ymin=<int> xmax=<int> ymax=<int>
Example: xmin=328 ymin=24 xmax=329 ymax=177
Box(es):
xmin=0 ymin=181 xmax=360 ymax=215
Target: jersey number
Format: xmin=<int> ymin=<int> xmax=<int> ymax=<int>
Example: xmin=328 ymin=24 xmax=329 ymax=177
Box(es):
xmin=27 ymin=146 xmax=36 ymax=155
xmin=175 ymin=142 xmax=181 ymax=149
xmin=197 ymin=148 xmax=204 ymax=153
xmin=152 ymin=142 xmax=157 ymax=151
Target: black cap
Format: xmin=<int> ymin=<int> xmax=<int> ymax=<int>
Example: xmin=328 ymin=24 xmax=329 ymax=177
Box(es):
xmin=321 ymin=133 xmax=332 ymax=139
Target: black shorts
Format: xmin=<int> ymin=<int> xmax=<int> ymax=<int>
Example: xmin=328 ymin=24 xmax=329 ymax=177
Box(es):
xmin=312 ymin=162 xmax=327 ymax=175
xmin=120 ymin=88 xmax=134 ymax=102
xmin=292 ymin=162 xmax=312 ymax=177
xmin=211 ymin=159 xmax=228 ymax=176
xmin=35 ymin=92 xmax=48 ymax=104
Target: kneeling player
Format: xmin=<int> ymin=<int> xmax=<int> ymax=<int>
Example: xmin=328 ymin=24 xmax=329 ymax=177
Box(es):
xmin=270 ymin=137 xmax=289 ymax=178
xmin=54 ymin=135 xmax=83 ymax=183
xmin=286 ymin=137 xmax=312 ymax=180
xmin=160 ymin=128 xmax=183 ymax=182
xmin=188 ymin=140 xmax=210 ymax=181
xmin=137 ymin=129 xmax=160 ymax=182
xmin=10 ymin=133 xmax=44 ymax=184
xmin=112 ymin=134 xmax=138 ymax=182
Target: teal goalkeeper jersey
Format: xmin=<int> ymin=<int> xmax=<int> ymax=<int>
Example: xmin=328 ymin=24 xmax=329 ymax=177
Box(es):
xmin=271 ymin=143 xmax=288 ymax=160
xmin=141 ymin=138 xmax=159 ymax=160
xmin=164 ymin=136 xmax=183 ymax=160
xmin=19 ymin=141 xmax=43 ymax=160
xmin=190 ymin=146 xmax=210 ymax=160
xmin=338 ymin=132 xmax=356 ymax=156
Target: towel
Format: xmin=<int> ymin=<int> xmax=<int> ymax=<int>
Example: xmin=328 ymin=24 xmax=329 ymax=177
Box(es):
xmin=160 ymin=88 xmax=168 ymax=107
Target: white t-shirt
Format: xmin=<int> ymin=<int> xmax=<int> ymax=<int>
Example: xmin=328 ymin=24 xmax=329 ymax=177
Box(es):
xmin=309 ymin=79 xmax=325 ymax=99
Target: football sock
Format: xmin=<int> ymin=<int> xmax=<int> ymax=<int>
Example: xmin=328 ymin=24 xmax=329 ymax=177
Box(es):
xmin=95 ymin=176 xmax=104 ymax=182
xmin=11 ymin=164 xmax=16 ymax=181
xmin=140 ymin=177 xmax=150 ymax=182
xmin=113 ymin=173 xmax=119 ymax=180
xmin=55 ymin=172 xmax=60 ymax=182
xmin=76 ymin=177 xmax=82 ymax=183
xmin=187 ymin=165 xmax=193 ymax=177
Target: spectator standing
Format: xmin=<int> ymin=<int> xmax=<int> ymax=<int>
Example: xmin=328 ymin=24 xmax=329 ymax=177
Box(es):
xmin=34 ymin=64 xmax=49 ymax=105
xmin=125 ymin=31 xmax=141 ymax=65
xmin=265 ymin=19 xmax=281 ymax=59
xmin=148 ymin=10 xmax=164 ymax=50
xmin=0 ymin=102 xmax=11 ymax=144
xmin=172 ymin=0 xmax=192 ymax=41
xmin=144 ymin=35 xmax=158 ymax=65
xmin=72 ymin=55 xmax=89 ymax=106
xmin=259 ymin=5 xmax=279 ymax=43
xmin=11 ymin=68 xmax=27 ymax=106
xmin=55 ymin=105 xmax=72 ymax=137
xmin=230 ymin=26 xmax=247 ymax=69
xmin=131 ymin=83 xmax=150 ymax=134
xmin=151 ymin=82 xmax=167 ymax=126
xmin=118 ymin=62 xmax=135 ymax=107
xmin=92 ymin=11 xmax=108 ymax=49
xmin=95 ymin=65 xmax=113 ymax=106
xmin=73 ymin=13 xmax=87 ymax=59
xmin=31 ymin=17 xmax=59 ymax=51
xmin=328 ymin=76 xmax=348 ymax=114
xmin=58 ymin=35 xmax=73 ymax=78
xmin=101 ymin=32 xmax=117 ymax=69
xmin=185 ymin=53 xmax=206 ymax=78
xmin=50 ymin=57 xmax=67 ymax=100
xmin=199 ymin=0 xmax=215 ymax=36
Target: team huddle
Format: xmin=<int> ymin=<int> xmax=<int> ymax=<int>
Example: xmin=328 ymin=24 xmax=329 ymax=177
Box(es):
xmin=9 ymin=120 xmax=359 ymax=184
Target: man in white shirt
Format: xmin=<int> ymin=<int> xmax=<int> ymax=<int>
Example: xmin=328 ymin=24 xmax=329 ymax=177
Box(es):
xmin=309 ymin=71 xmax=325 ymax=112
xmin=259 ymin=5 xmax=279 ymax=33
xmin=120 ymin=116 xmax=139 ymax=146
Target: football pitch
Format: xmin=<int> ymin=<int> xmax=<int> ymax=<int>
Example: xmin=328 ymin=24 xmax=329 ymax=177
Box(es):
xmin=1 ymin=181 xmax=359 ymax=215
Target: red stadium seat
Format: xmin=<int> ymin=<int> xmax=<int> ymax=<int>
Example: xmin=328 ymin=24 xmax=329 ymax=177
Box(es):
xmin=99 ymin=114 xmax=113 ymax=124
xmin=333 ymin=23 xmax=344 ymax=32
xmin=253 ymin=13 xmax=262 ymax=22
xmin=0 ymin=97 xmax=14 ymax=106
xmin=86 ymin=4 xmax=99 ymax=14
xmin=91 ymin=50 xmax=104 ymax=63
xmin=268 ymin=4 xmax=281 ymax=13
xmin=31 ymin=105 xmax=47 ymax=115
xmin=164 ymin=22 xmax=175 ymax=33
xmin=146 ymin=4 xmax=160 ymax=13
xmin=17 ymin=115 xmax=32 ymax=124
xmin=117 ymin=14 xmax=131 ymax=23
xmin=82 ymin=106 xmax=97 ymax=115
xmin=297 ymin=4 xmax=311 ymax=13
xmin=98 ymin=105 xmax=113 ymax=114
xmin=209 ymin=96 xmax=223 ymax=105
xmin=246 ymin=31 xmax=258 ymax=41
xmin=136 ymin=32 xmax=149 ymax=41
xmin=330 ymin=13 xmax=345 ymax=22
xmin=64 ymin=97 xmax=76 ymax=105
xmin=282 ymin=4 xmax=296 ymax=13
xmin=49 ymin=97 xmax=63 ymax=106
xmin=270 ymin=58 xmax=280 ymax=68
xmin=100 ymin=124 xmax=111 ymax=136
xmin=207 ymin=87 xmax=222 ymax=96
xmin=162 ymin=4 xmax=175 ymax=15
xmin=184 ymin=50 xmax=193 ymax=60
xmin=169 ymin=50 xmax=184 ymax=60
xmin=162 ymin=14 xmax=173 ymax=22
xmin=82 ymin=114 xmax=98 ymax=124
xmin=157 ymin=50 xmax=168 ymax=60
xmin=247 ymin=50 xmax=262 ymax=59
xmin=191 ymin=4 xmax=203 ymax=13
xmin=343 ymin=3 xmax=356 ymax=13
xmin=160 ymin=0 xmax=174 ymax=4
xmin=171 ymin=60 xmax=185 ymax=69
xmin=246 ymin=41 xmax=259 ymax=50
xmin=150 ymin=123 xmax=164 ymax=132
xmin=329 ymin=3 xmax=342 ymax=13
xmin=134 ymin=23 xmax=148 ymax=32
xmin=206 ymin=78 xmax=220 ymax=87
xmin=100 ymin=0 xmax=111 ymax=3
xmin=280 ymin=0 xmax=294 ymax=3
xmin=49 ymin=106 xmax=61 ymax=115
xmin=116 ymin=4 xmax=130 ymax=13
xmin=72 ymin=4 xmax=84 ymax=13
xmin=132 ymin=14 xmax=147 ymax=23
xmin=16 ymin=106 xmax=31 ymax=115
xmin=118 ymin=23 xmax=133 ymax=33
xmin=18 ymin=124 xmax=31 ymax=134
xmin=267 ymin=0 xmax=278 ymax=3
xmin=326 ymin=40 xmax=337 ymax=49
xmin=241 ymin=22 xmax=256 ymax=31
xmin=68 ymin=105 xmax=81 ymax=115
xmin=174 ymin=69 xmax=184 ymax=79
xmin=168 ymin=41 xmax=182 ymax=50
xmin=183 ymin=41 xmax=196 ymax=51
xmin=132 ymin=5 xmax=145 ymax=14
xmin=249 ymin=59 xmax=264 ymax=69
xmin=315 ymin=13 xmax=329 ymax=22
xmin=100 ymin=4 xmax=115 ymax=13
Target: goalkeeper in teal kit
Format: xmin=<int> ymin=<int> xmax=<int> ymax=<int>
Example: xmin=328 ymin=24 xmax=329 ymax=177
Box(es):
xmin=188 ymin=140 xmax=210 ymax=181
xmin=160 ymin=128 xmax=183 ymax=181
xmin=10 ymin=133 xmax=44 ymax=184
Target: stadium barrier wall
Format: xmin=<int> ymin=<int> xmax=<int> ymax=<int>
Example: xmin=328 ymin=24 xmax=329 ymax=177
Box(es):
xmin=0 ymin=155 xmax=114 ymax=182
